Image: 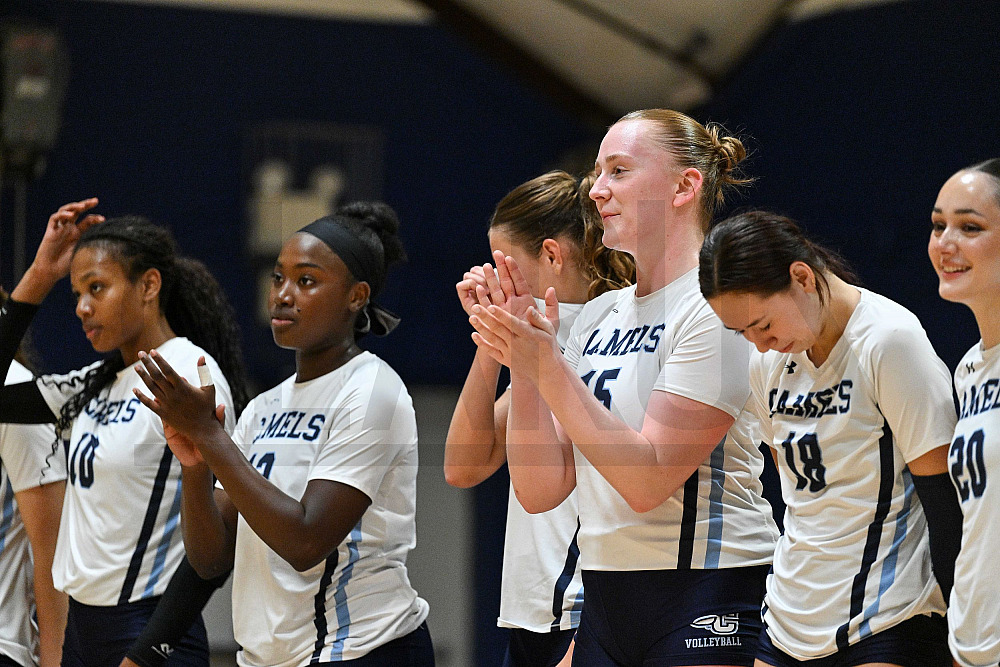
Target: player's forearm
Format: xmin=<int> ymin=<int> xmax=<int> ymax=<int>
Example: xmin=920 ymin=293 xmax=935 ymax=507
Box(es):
xmin=179 ymin=464 xmax=234 ymax=579
xmin=33 ymin=567 xmax=68 ymax=667
xmin=444 ymin=348 xmax=505 ymax=487
xmin=11 ymin=264 xmax=62 ymax=305
xmin=506 ymin=370 xmax=574 ymax=513
xmin=35 ymin=580 xmax=69 ymax=667
xmin=534 ymin=353 xmax=696 ymax=513
xmin=201 ymin=435 xmax=331 ymax=570
xmin=17 ymin=483 xmax=68 ymax=667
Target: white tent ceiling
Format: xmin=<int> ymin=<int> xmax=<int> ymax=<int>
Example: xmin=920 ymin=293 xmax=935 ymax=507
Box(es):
xmin=109 ymin=0 xmax=901 ymax=118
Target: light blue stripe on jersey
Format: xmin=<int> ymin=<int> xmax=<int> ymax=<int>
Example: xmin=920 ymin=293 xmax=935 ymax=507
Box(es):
xmin=144 ymin=476 xmax=183 ymax=597
xmin=328 ymin=522 xmax=363 ymax=661
xmin=569 ymin=585 xmax=584 ymax=627
xmin=0 ymin=477 xmax=15 ymax=551
xmin=858 ymin=470 xmax=914 ymax=639
xmin=704 ymin=438 xmax=727 ymax=568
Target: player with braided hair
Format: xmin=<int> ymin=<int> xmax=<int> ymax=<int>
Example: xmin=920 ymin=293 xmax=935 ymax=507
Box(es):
xmin=133 ymin=201 xmax=433 ymax=665
xmin=0 ymin=198 xmax=250 ymax=667
xmin=445 ymin=169 xmax=633 ymax=667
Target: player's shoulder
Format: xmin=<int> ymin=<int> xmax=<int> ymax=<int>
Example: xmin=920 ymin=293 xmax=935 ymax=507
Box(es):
xmin=848 ymin=288 xmax=928 ymax=351
xmin=954 ymin=342 xmax=990 ymax=388
xmin=854 ymin=288 xmax=922 ymax=333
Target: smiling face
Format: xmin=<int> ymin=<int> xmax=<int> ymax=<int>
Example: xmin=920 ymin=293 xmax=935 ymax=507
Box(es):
xmin=589 ymin=119 xmax=682 ymax=255
xmin=270 ymin=232 xmax=365 ymax=355
xmin=929 ymin=169 xmax=1000 ymax=309
xmin=708 ymin=279 xmax=823 ymax=355
xmin=70 ymin=246 xmax=148 ymax=355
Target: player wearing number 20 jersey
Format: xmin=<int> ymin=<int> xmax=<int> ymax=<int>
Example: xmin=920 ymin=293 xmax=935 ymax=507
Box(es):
xmin=949 ymin=344 xmax=1000 ymax=667
xmin=746 ymin=288 xmax=954 ymax=660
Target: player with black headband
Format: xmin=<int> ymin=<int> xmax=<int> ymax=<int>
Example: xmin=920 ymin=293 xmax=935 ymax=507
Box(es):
xmin=0 ymin=199 xmax=250 ymax=667
xmin=133 ymin=202 xmax=433 ymax=666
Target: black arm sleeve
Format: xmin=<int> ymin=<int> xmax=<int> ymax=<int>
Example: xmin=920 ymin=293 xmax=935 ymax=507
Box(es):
xmin=911 ymin=471 xmax=962 ymax=601
xmin=0 ymin=299 xmax=58 ymax=423
xmin=125 ymin=556 xmax=231 ymax=667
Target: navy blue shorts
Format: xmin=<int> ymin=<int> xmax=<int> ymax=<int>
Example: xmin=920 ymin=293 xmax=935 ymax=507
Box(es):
xmin=62 ymin=596 xmax=209 ymax=667
xmin=313 ymin=621 xmax=434 ymax=666
xmin=502 ymin=627 xmax=575 ymax=667
xmin=572 ymin=566 xmax=768 ymax=667
xmin=757 ymin=613 xmax=950 ymax=667
xmin=0 ymin=653 xmax=25 ymax=667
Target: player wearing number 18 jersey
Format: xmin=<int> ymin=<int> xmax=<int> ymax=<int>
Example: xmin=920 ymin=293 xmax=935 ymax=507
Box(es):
xmin=929 ymin=159 xmax=1000 ymax=667
xmin=703 ymin=210 xmax=960 ymax=667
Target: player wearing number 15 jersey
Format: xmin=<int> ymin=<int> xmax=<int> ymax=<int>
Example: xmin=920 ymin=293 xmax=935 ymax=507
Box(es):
xmin=929 ymin=159 xmax=1000 ymax=667
xmin=703 ymin=210 xmax=960 ymax=667
xmin=470 ymin=110 xmax=778 ymax=667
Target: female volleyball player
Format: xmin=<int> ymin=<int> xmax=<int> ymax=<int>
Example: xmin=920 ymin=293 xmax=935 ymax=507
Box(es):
xmin=0 ymin=199 xmax=250 ymax=666
xmin=444 ymin=170 xmax=633 ymax=667
xmin=700 ymin=209 xmax=959 ymax=666
xmin=133 ymin=202 xmax=433 ymax=665
xmin=929 ymin=159 xmax=1000 ymax=667
xmin=0 ymin=292 xmax=66 ymax=667
xmin=469 ymin=109 xmax=779 ymax=667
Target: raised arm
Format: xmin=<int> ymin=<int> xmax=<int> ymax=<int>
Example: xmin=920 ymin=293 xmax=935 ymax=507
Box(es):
xmin=470 ymin=272 xmax=577 ymax=513
xmin=0 ymin=200 xmax=103 ymax=423
xmin=444 ymin=266 xmax=511 ymax=488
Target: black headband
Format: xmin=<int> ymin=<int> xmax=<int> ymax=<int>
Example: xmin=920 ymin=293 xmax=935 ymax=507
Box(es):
xmin=298 ymin=218 xmax=400 ymax=337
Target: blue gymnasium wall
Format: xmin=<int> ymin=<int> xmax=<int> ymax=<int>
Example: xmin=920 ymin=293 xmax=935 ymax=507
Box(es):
xmin=0 ymin=0 xmax=596 ymax=389
xmin=699 ymin=0 xmax=997 ymax=373
xmin=0 ymin=3 xmax=594 ymax=664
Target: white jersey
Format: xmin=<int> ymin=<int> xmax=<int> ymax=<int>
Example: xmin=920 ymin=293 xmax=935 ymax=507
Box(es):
xmin=35 ymin=337 xmax=234 ymax=606
xmin=0 ymin=361 xmax=64 ymax=667
xmin=499 ymin=301 xmax=584 ymax=632
xmin=563 ymin=269 xmax=778 ymax=571
xmin=749 ymin=289 xmax=953 ymax=660
xmin=228 ymin=351 xmax=428 ymax=666
xmin=949 ymin=342 xmax=1000 ymax=667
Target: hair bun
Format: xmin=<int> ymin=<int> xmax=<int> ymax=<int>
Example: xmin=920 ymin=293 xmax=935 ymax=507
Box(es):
xmin=335 ymin=200 xmax=407 ymax=269
xmin=337 ymin=201 xmax=400 ymax=237
xmin=706 ymin=125 xmax=747 ymax=177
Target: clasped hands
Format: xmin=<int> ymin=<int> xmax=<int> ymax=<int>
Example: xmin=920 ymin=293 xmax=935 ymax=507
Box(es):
xmin=460 ymin=250 xmax=562 ymax=380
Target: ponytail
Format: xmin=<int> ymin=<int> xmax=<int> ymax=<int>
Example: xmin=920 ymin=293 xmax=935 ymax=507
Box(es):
xmin=163 ymin=257 xmax=251 ymax=415
xmin=700 ymin=210 xmax=858 ymax=304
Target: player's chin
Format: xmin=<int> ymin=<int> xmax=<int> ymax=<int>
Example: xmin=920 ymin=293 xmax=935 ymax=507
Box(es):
xmin=270 ymin=328 xmax=298 ymax=349
xmin=936 ymin=280 xmax=970 ymax=304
